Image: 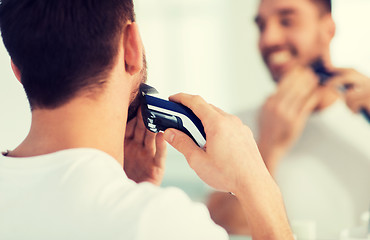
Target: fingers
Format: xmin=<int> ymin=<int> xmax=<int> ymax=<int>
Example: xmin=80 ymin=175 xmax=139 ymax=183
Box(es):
xmin=271 ymin=67 xmax=319 ymax=119
xmin=329 ymin=67 xmax=353 ymax=82
xmin=169 ymin=93 xmax=218 ymax=126
xmin=326 ymin=68 xmax=367 ymax=89
xmin=346 ymin=89 xmax=370 ymax=113
xmin=164 ymin=128 xmax=206 ymax=165
xmin=153 ymin=132 xmax=167 ymax=168
xmin=277 ymin=67 xmax=318 ymax=93
xmin=144 ymin=131 xmax=156 ymax=149
xmin=126 ymin=106 xmax=158 ymax=148
xmin=324 ymin=68 xmax=370 ymax=112
xmin=125 ymin=116 xmax=137 ymax=139
xmin=325 ymin=75 xmax=347 ymax=89
xmin=330 ymin=67 xmax=356 ymax=77
xmin=347 ymin=98 xmax=364 ymax=113
xmin=277 ymin=67 xmax=317 ymax=96
xmin=325 ymin=75 xmax=354 ymax=90
xmin=133 ymin=109 xmax=147 ymax=144
xmin=299 ymin=89 xmax=321 ymax=118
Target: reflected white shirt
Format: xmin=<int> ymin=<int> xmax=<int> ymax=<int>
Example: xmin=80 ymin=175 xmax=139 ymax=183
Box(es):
xmin=238 ymin=100 xmax=370 ymax=239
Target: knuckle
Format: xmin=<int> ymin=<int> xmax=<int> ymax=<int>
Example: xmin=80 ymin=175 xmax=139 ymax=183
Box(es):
xmin=189 ymin=95 xmax=204 ymax=109
xmin=191 ymin=95 xmax=203 ymax=103
xmin=242 ymin=125 xmax=253 ymax=136
xmin=274 ymin=104 xmax=286 ymax=117
xmin=231 ymin=115 xmax=242 ymax=125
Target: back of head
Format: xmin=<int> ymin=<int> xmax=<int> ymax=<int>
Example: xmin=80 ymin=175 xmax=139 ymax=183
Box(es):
xmin=0 ymin=0 xmax=135 ymax=110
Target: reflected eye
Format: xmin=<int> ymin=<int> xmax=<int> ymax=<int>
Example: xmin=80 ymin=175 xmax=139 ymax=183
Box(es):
xmin=258 ymin=23 xmax=265 ymax=33
xmin=256 ymin=21 xmax=266 ymax=33
xmin=281 ymin=18 xmax=293 ymax=27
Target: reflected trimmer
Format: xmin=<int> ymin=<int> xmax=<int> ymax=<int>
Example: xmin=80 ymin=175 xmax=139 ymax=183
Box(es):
xmin=311 ymin=59 xmax=370 ymax=123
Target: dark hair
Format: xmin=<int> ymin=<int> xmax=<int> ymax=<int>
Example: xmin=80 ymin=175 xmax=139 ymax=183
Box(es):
xmin=311 ymin=0 xmax=332 ymax=14
xmin=0 ymin=0 xmax=135 ymax=109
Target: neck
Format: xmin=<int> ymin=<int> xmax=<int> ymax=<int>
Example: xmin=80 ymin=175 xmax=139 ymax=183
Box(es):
xmin=320 ymin=49 xmax=333 ymax=69
xmin=315 ymin=50 xmax=341 ymax=111
xmin=9 ymin=77 xmax=131 ymax=167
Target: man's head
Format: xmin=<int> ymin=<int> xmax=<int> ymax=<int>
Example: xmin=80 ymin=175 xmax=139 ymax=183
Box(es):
xmin=255 ymin=0 xmax=335 ymax=82
xmin=0 ymin=0 xmax=145 ymax=111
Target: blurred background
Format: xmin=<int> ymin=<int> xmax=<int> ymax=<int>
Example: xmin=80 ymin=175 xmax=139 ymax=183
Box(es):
xmin=0 ymin=0 xmax=369 ymax=223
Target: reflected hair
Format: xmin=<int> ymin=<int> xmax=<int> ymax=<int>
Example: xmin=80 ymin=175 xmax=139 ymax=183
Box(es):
xmin=311 ymin=0 xmax=332 ymax=14
xmin=0 ymin=0 xmax=135 ymax=109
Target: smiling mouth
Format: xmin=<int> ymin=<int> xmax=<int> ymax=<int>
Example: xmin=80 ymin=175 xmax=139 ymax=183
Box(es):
xmin=264 ymin=50 xmax=295 ymax=81
xmin=261 ymin=43 xmax=303 ymax=81
xmin=268 ymin=50 xmax=292 ymax=67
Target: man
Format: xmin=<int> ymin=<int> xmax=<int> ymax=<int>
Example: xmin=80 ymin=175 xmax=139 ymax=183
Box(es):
xmin=207 ymin=0 xmax=370 ymax=238
xmin=0 ymin=0 xmax=293 ymax=239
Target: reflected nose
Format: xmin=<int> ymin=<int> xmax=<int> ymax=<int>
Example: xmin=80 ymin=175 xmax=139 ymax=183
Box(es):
xmin=259 ymin=22 xmax=285 ymax=51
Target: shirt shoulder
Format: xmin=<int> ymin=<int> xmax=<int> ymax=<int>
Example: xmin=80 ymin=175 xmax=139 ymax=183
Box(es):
xmin=57 ymin=149 xmax=228 ymax=240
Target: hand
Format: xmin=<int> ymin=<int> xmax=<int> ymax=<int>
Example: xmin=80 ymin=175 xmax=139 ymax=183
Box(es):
xmin=163 ymin=93 xmax=267 ymax=194
xmin=163 ymin=93 xmax=293 ymax=239
xmin=124 ymin=108 xmax=167 ymax=186
xmin=326 ymin=68 xmax=370 ymax=113
xmin=257 ymin=67 xmax=321 ymax=174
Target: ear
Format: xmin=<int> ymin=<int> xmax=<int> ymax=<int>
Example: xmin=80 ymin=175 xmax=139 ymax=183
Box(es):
xmin=11 ymin=60 xmax=22 ymax=84
xmin=322 ymin=14 xmax=336 ymax=43
xmin=123 ymin=22 xmax=143 ymax=76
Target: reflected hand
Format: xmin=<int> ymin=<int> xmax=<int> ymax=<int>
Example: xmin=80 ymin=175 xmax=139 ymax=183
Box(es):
xmin=124 ymin=108 xmax=167 ymax=186
xmin=257 ymin=67 xmax=321 ymax=174
xmin=326 ymin=68 xmax=370 ymax=113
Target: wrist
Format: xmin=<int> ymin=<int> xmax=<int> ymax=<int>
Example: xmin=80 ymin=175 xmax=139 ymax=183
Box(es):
xmin=232 ymin=160 xmax=277 ymax=199
xmin=234 ymin=175 xmax=293 ymax=239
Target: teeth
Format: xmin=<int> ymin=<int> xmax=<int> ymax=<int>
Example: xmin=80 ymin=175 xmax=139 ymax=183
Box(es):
xmin=269 ymin=51 xmax=291 ymax=65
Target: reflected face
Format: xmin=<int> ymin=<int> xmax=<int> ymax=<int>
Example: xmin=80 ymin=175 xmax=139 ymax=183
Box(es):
xmin=256 ymin=0 xmax=328 ymax=82
xmin=127 ymin=54 xmax=147 ymax=122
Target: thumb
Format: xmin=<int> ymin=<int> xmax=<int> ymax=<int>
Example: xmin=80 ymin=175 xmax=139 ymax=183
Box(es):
xmin=163 ymin=129 xmax=205 ymax=162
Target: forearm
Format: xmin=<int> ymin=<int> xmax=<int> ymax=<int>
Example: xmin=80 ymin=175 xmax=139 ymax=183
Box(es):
xmin=234 ymin=172 xmax=293 ymax=240
xmin=257 ymin=139 xmax=286 ymax=176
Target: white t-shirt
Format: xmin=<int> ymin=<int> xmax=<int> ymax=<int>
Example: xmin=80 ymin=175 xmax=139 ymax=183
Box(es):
xmin=0 ymin=148 xmax=228 ymax=240
xmin=238 ymin=100 xmax=370 ymax=239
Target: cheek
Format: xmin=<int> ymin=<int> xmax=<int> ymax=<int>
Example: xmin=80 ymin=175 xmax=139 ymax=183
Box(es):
xmin=287 ymin=29 xmax=322 ymax=60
